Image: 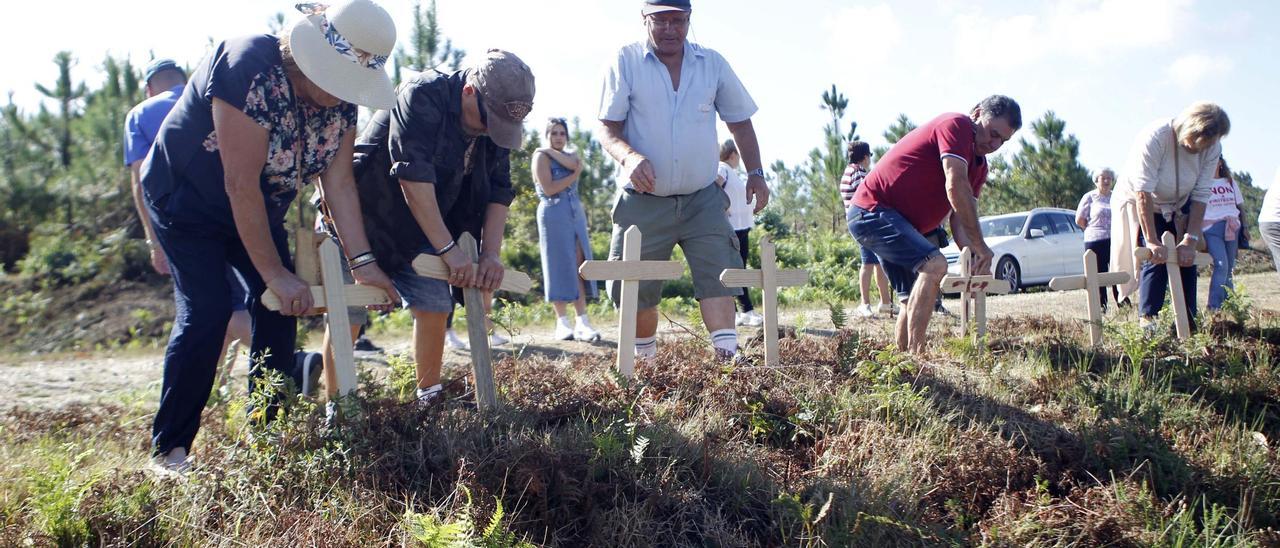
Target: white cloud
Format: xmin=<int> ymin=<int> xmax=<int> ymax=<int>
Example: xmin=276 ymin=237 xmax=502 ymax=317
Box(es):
xmin=1167 ymin=53 xmax=1234 ymax=89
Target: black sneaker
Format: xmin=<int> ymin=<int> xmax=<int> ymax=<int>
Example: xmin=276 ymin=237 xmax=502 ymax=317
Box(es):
xmin=294 ymin=351 xmax=323 ymax=397
xmin=354 ymin=335 xmax=382 ymax=353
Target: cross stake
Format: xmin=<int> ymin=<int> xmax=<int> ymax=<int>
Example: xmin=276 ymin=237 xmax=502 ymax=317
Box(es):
xmin=1048 ymin=249 xmax=1132 ymax=346
xmin=578 ymin=226 xmax=683 ymax=379
xmin=719 ymin=234 xmax=809 ymax=366
xmin=1134 ymin=231 xmax=1212 ymax=340
xmin=262 ymin=237 xmax=392 ymax=396
xmin=409 ymin=233 xmax=534 ymax=411
xmin=939 ymin=248 xmax=1010 ymax=339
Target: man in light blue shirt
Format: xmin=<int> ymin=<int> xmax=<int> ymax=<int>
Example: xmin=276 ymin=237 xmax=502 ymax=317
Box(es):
xmin=598 ymin=0 xmax=770 ymax=362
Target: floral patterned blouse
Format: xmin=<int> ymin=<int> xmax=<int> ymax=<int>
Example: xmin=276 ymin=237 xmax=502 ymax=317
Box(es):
xmin=141 ymin=34 xmax=357 ymax=232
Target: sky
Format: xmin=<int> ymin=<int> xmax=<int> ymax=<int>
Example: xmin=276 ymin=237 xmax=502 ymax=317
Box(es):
xmin=3 ymin=0 xmax=1277 ymax=189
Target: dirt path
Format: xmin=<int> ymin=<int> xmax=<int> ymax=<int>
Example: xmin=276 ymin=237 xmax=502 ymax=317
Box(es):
xmin=4 ymin=273 xmax=1277 ymax=410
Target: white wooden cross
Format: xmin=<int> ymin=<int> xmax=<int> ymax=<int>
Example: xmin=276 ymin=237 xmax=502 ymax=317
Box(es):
xmin=1048 ymin=249 xmax=1132 ymax=346
xmin=262 ymin=237 xmax=393 ymax=396
xmin=719 ymin=234 xmax=809 ymax=366
xmin=939 ymin=248 xmax=1010 ymax=339
xmin=410 ymin=233 xmax=533 ymax=411
xmin=578 ymin=226 xmax=684 ymax=379
xmin=1133 ymin=231 xmax=1212 ymax=340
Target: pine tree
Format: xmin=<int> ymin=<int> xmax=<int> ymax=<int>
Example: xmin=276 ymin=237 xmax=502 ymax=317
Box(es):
xmin=34 ymin=52 xmax=87 ymax=227
xmin=874 ymin=113 xmax=916 ymax=161
xmin=981 ymin=111 xmax=1091 ymax=215
xmin=394 ymin=0 xmax=466 ymax=85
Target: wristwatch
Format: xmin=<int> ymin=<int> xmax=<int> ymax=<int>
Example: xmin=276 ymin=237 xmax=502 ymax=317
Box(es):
xmin=746 ymin=168 xmax=765 ymax=178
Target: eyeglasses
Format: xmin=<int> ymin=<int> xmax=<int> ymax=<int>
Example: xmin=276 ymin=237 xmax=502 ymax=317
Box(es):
xmin=645 ymin=15 xmax=689 ymax=30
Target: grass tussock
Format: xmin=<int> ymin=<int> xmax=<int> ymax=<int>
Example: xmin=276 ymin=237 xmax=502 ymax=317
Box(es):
xmin=3 ymin=310 xmax=1280 ymax=546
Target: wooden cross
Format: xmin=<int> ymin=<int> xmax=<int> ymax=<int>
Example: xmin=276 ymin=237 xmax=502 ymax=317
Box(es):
xmin=409 ymin=233 xmax=533 ymax=411
xmin=1133 ymin=231 xmax=1212 ymax=340
xmin=262 ymin=237 xmax=392 ymax=396
xmin=1048 ymin=249 xmax=1132 ymax=346
xmin=939 ymin=248 xmax=1010 ymax=339
xmin=719 ymin=234 xmax=809 ymax=366
xmin=578 ymin=226 xmax=683 ymax=379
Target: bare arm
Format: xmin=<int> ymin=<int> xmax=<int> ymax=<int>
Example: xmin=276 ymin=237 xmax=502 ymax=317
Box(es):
xmin=1134 ymin=191 xmax=1163 ymax=259
xmin=400 ymin=179 xmax=475 ymax=287
xmin=725 ymin=118 xmax=770 ymax=212
xmin=129 ymin=161 xmax=168 ymax=275
xmin=532 ymin=150 xmax=579 ymax=196
xmin=599 ymin=119 xmax=655 ymax=193
xmin=213 ymin=98 xmax=314 ymax=315
xmin=541 ymin=147 xmax=581 ymax=171
xmin=942 ymin=156 xmax=991 ymax=273
xmin=475 ymin=203 xmax=510 ymax=291
xmin=315 ymin=128 xmax=400 ymax=306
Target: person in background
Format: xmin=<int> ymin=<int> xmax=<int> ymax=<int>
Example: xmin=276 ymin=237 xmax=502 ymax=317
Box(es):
xmin=140 ymin=1 xmax=401 ymax=472
xmin=533 ymin=117 xmax=601 ymax=341
xmin=719 ymin=139 xmax=763 ymax=326
xmin=1202 ymin=156 xmax=1245 ymax=312
xmin=1260 ymin=168 xmax=1280 ymax=280
xmin=1075 ymin=168 xmax=1119 ymax=311
xmin=1111 ymin=102 xmax=1229 ymax=333
xmin=840 ymin=140 xmax=894 ymax=318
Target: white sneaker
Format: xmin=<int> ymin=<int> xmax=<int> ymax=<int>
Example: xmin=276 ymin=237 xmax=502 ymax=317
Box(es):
xmin=415 ymin=384 xmax=444 ymax=406
xmin=445 ymin=329 xmax=468 ymax=350
xmin=742 ymin=310 xmax=764 ymax=326
xmin=574 ymin=317 xmax=601 ymax=342
xmin=876 ymin=303 xmax=899 ymax=316
xmin=489 ymin=333 xmax=509 ymax=347
xmin=735 ymin=312 xmax=747 ymax=326
xmin=855 ymin=304 xmax=875 ymax=318
xmin=554 ymin=317 xmax=575 ymax=340
xmin=149 ymin=447 xmax=191 ymax=475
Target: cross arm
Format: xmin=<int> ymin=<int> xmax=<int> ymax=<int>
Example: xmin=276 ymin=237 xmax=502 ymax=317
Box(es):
xmin=411 ymin=254 xmax=533 ymax=294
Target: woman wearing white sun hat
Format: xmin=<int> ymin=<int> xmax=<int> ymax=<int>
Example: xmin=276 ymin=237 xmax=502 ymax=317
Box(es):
xmin=140 ymin=0 xmax=400 ymax=472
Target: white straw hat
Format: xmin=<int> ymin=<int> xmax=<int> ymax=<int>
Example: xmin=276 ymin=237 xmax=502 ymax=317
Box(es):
xmin=289 ymin=1 xmax=397 ymax=109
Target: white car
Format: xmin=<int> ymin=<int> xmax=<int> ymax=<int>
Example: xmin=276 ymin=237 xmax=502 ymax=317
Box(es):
xmin=941 ymin=208 xmax=1085 ymax=293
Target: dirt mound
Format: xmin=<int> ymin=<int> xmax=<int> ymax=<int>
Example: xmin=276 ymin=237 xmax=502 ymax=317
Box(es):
xmin=0 ymin=277 xmax=172 ymax=353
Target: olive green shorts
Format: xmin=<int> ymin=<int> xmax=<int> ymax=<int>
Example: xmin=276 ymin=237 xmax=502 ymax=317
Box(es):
xmin=606 ymin=184 xmax=744 ymax=309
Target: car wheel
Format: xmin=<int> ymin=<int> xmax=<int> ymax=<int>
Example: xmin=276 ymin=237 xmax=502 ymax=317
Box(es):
xmin=996 ymin=256 xmax=1021 ymax=294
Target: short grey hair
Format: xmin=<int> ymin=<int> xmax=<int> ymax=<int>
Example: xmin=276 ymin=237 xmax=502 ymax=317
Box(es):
xmin=1096 ymin=167 xmax=1116 ymax=180
xmin=972 ymin=95 xmax=1022 ymax=130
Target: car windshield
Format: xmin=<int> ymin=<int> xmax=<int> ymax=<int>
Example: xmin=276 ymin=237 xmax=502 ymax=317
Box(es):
xmin=980 ymin=215 xmax=1026 ymax=238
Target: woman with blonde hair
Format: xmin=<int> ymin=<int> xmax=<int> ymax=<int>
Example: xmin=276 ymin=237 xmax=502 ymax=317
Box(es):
xmin=1111 ymin=101 xmax=1230 ymax=331
xmin=533 ymin=118 xmax=600 ymax=341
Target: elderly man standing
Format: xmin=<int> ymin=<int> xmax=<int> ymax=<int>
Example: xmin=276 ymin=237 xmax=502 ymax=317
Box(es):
xmin=1111 ymin=102 xmax=1229 ymax=332
xmin=598 ymin=0 xmax=770 ymax=361
xmin=848 ymin=96 xmax=1021 ymax=352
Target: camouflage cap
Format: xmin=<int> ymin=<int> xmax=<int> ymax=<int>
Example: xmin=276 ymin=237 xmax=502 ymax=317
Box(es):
xmin=469 ymin=49 xmax=535 ymax=150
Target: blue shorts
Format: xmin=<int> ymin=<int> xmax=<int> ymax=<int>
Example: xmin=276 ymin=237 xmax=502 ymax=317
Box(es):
xmin=847 ymin=206 xmax=941 ymax=302
xmin=860 ymin=245 xmax=880 ymax=266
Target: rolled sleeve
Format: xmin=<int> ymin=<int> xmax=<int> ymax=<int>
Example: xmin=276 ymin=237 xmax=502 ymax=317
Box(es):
xmin=487 ymin=148 xmax=515 ymax=207
xmin=388 ymin=83 xmax=444 ymax=183
xmin=713 ymin=53 xmax=757 ymax=123
xmin=1189 ymin=143 xmax=1221 ymax=204
xmin=598 ymin=53 xmax=631 ymax=122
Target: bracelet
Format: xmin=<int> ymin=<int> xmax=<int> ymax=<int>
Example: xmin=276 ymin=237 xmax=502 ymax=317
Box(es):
xmin=436 ymin=240 xmax=457 ymax=255
xmin=347 ymin=251 xmax=374 ymax=264
xmin=349 ymin=255 xmax=378 ymax=271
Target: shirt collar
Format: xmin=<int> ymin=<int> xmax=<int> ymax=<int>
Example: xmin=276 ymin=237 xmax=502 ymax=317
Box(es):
xmin=642 ymin=40 xmax=703 ymax=61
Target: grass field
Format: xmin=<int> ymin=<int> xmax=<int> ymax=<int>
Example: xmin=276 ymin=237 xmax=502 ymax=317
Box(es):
xmin=2 ymin=279 xmax=1280 ymax=546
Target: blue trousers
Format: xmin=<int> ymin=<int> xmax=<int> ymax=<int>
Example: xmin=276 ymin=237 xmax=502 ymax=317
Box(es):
xmin=1138 ymin=214 xmax=1198 ymax=324
xmin=1203 ymin=220 xmax=1238 ymax=310
xmin=149 ymin=214 xmax=299 ymax=456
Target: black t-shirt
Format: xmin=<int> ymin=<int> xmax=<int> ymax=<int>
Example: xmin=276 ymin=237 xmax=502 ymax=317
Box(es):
xmin=348 ymin=69 xmax=515 ymax=272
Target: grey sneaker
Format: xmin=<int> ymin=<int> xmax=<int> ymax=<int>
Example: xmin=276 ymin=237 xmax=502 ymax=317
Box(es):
xmin=295 ymin=351 xmax=323 ymax=397
xmin=149 ymin=447 xmax=191 ymax=476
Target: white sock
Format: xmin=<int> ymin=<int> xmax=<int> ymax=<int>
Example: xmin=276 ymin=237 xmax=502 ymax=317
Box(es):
xmin=635 ymin=336 xmax=657 ymax=358
xmin=576 ymin=315 xmax=593 ymax=328
xmin=417 ymin=384 xmax=442 ymax=398
xmin=557 ymin=315 xmax=572 ymax=327
xmin=711 ymin=329 xmax=738 ymax=354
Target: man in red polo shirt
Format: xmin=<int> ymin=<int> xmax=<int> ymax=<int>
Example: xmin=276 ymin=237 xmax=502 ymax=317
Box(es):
xmin=848 ymin=95 xmax=1021 ymax=352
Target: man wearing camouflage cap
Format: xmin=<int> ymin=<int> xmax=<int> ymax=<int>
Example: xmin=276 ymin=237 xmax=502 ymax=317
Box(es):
xmin=323 ymin=49 xmax=534 ymax=404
